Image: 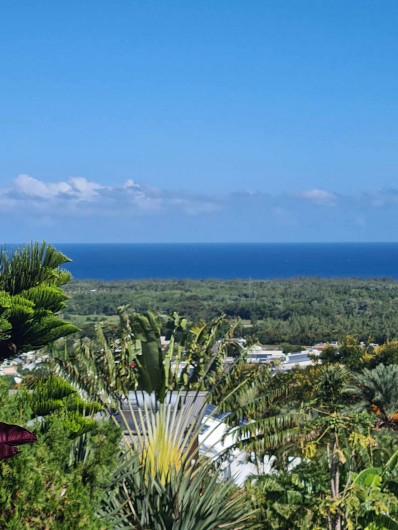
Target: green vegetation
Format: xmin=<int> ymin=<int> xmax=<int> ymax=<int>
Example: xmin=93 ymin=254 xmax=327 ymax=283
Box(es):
xmin=64 ymin=277 xmax=398 ymax=344
xmin=2 ymin=244 xmax=398 ymax=528
xmin=99 ymin=400 xmax=252 ymax=529
xmin=56 ymin=305 xmax=398 ymax=529
xmin=0 ymin=242 xmax=78 ymax=359
xmin=0 ymin=375 xmax=120 ymax=529
xmin=55 ymin=309 xmax=256 ymax=528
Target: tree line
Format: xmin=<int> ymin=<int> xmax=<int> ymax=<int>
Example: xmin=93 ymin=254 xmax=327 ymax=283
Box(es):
xmin=65 ymin=277 xmax=398 ymax=344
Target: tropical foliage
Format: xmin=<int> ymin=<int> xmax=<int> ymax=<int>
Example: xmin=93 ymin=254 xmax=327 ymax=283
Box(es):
xmin=2 ymin=243 xmax=398 ymax=528
xmin=100 ymin=401 xmax=256 ymax=529
xmin=64 ymin=276 xmax=398 ymax=345
xmin=54 ymin=307 xmax=258 ymax=528
xmin=55 ymin=308 xmax=237 ymax=404
xmin=0 ymin=242 xmax=81 ymax=463
xmin=0 ymin=242 xmax=78 ymax=360
xmin=346 ymin=363 xmax=398 ymax=429
xmin=0 ymin=376 xmax=120 ymax=529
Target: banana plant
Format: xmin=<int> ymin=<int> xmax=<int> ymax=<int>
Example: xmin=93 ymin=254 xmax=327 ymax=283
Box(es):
xmin=127 ymin=311 xmax=166 ymax=401
xmin=347 ymin=449 xmax=398 ymax=529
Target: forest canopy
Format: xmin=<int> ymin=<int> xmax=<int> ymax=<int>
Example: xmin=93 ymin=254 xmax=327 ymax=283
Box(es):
xmin=64 ymin=277 xmax=398 ymax=345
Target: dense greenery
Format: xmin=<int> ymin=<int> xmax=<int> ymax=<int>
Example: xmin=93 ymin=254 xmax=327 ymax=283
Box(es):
xmin=0 ymin=243 xmax=78 ymax=359
xmin=55 ymin=310 xmax=257 ymax=528
xmin=2 ymin=244 xmax=398 ymax=528
xmin=0 ymin=243 xmax=119 ymax=528
xmin=214 ymin=356 xmax=398 ymax=529
xmin=0 ymin=376 xmax=120 ymax=529
xmin=64 ymin=277 xmax=398 ymax=344
xmin=56 ymin=304 xmax=398 ymax=529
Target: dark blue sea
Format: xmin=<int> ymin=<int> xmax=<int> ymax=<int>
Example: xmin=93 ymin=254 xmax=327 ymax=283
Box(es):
xmin=52 ymin=243 xmax=398 ymax=280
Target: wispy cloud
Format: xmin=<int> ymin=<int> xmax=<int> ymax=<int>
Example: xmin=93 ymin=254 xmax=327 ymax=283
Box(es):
xmin=4 ymin=174 xmax=398 ymax=242
xmin=3 ymin=174 xmax=223 ymax=218
xmin=296 ymin=188 xmax=337 ymax=206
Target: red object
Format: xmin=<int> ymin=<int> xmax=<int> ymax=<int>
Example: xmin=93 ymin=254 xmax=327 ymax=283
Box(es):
xmin=0 ymin=444 xmax=19 ymax=460
xmin=0 ymin=422 xmax=37 ymax=461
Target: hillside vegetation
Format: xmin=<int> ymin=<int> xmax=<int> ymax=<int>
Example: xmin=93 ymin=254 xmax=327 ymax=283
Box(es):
xmin=64 ymin=277 xmax=398 ymax=344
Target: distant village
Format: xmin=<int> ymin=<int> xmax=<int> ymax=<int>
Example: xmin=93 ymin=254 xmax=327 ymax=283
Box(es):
xmin=0 ymin=350 xmax=50 ymax=383
xmin=3 ymin=336 xmax=380 ymax=381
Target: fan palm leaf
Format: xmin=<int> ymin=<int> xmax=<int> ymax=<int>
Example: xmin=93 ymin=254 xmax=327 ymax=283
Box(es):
xmin=101 ymin=397 xmax=258 ymax=529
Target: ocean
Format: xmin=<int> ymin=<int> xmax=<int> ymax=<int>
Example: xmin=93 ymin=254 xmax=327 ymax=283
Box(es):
xmin=53 ymin=243 xmax=398 ymax=281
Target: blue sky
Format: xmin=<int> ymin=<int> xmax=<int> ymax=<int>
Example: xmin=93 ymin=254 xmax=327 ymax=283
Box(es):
xmin=2 ymin=0 xmax=398 ymax=242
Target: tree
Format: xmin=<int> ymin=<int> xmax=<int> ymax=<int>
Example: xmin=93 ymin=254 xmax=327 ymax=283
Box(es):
xmin=338 ymin=336 xmax=365 ymax=370
xmin=0 ymin=375 xmax=121 ymax=529
xmin=371 ymin=340 xmax=398 ymax=367
xmin=345 ymin=364 xmax=398 ymax=429
xmin=315 ymin=364 xmax=351 ymax=408
xmin=0 ymin=242 xmax=79 ymax=462
xmin=247 ymin=460 xmax=328 ymax=529
xmin=56 ymin=308 xmax=235 ymax=406
xmin=214 ymin=366 xmax=307 ymax=461
xmin=320 ymin=343 xmax=340 ymax=365
xmin=0 ymin=242 xmax=79 ymax=359
xmin=54 ymin=310 xmax=258 ymax=528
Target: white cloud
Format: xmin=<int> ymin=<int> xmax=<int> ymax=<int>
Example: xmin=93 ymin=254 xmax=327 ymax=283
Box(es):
xmin=14 ymin=174 xmax=103 ymax=201
xmin=7 ymin=174 xmax=398 ymax=229
xmin=68 ymin=177 xmax=104 ymax=200
xmin=123 ymin=179 xmax=141 ymax=190
xmin=4 ymin=174 xmax=222 ymax=218
xmin=174 ymin=198 xmax=222 ymax=215
xmin=14 ymin=174 xmax=71 ymax=199
xmin=296 ymin=188 xmax=337 ymax=206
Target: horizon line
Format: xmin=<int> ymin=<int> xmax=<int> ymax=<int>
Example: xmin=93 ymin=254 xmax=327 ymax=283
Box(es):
xmin=5 ymin=241 xmax=398 ymax=246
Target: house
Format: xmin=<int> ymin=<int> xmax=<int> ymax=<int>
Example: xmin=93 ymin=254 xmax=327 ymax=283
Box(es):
xmin=246 ymin=345 xmax=285 ymax=364
xmin=199 ymin=404 xmax=301 ymax=486
xmin=199 ymin=405 xmax=275 ymax=486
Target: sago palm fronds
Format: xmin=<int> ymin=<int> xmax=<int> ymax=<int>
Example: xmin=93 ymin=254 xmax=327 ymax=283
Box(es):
xmin=213 ymin=363 xmax=308 ymax=459
xmin=314 ymin=364 xmax=351 ymax=407
xmin=345 ymin=364 xmax=398 ymax=428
